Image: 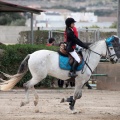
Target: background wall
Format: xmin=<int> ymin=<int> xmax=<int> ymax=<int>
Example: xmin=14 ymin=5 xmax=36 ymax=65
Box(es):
xmin=0 ymin=26 xmax=34 ymax=44
xmin=96 ymin=63 xmax=120 ymax=91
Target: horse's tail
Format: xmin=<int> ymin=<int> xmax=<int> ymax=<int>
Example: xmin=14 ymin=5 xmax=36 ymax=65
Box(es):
xmin=0 ymin=54 xmax=30 ymax=91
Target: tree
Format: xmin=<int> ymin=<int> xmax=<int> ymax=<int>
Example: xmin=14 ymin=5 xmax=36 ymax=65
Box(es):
xmin=0 ymin=12 xmax=26 ymax=26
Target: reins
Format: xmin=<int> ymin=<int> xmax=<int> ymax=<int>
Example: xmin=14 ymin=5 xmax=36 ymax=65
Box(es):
xmin=88 ymin=49 xmax=103 ymax=57
xmin=81 ymin=42 xmax=108 ymax=74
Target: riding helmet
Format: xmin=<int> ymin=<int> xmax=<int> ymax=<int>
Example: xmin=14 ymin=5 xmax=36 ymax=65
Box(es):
xmin=65 ymin=18 xmax=76 ymax=27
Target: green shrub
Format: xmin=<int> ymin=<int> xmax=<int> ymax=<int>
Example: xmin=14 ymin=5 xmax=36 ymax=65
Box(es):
xmin=18 ymin=30 xmax=64 ymax=44
xmin=89 ymin=25 xmax=100 ymax=28
xmin=18 ymin=30 xmax=49 ymax=44
xmin=0 ymin=44 xmax=58 ymax=88
xmin=10 ymin=19 xmax=26 ymax=26
xmin=109 ymin=22 xmax=117 ymax=28
xmin=0 ymin=12 xmax=26 ymax=25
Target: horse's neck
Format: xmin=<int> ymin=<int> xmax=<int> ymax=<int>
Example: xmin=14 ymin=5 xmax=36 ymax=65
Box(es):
xmin=83 ymin=41 xmax=106 ymax=72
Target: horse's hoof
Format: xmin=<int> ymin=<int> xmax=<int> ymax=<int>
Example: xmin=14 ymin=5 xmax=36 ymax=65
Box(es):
xmin=34 ymin=101 xmax=38 ymax=106
xmin=71 ymin=110 xmax=77 ymax=114
xmin=35 ymin=109 xmax=39 ymax=113
xmin=20 ymin=102 xmax=24 ymax=107
xmin=60 ymin=98 xmax=64 ymax=103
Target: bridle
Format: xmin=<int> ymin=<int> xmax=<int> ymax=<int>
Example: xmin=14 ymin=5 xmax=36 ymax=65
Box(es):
xmin=89 ymin=41 xmax=117 ymax=60
xmin=105 ymin=43 xmax=117 ymax=60
xmin=82 ymin=41 xmax=116 ymax=74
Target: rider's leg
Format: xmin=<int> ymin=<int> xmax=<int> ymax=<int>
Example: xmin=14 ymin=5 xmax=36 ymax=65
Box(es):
xmin=69 ymin=50 xmax=80 ymax=77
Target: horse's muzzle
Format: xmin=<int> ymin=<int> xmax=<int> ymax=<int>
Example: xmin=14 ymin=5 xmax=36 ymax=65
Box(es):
xmin=110 ymin=58 xmax=118 ymax=64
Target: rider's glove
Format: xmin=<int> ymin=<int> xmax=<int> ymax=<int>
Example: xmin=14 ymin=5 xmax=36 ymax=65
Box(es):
xmin=84 ymin=45 xmax=89 ymax=49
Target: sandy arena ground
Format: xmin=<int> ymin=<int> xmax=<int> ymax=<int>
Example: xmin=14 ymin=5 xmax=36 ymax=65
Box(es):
xmin=0 ymin=89 xmax=120 ymax=120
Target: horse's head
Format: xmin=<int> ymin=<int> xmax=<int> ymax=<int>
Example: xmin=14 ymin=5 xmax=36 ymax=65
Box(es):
xmin=106 ymin=35 xmax=119 ymax=64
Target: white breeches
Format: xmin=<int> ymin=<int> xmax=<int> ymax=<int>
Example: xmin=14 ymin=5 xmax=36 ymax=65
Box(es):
xmin=70 ymin=50 xmax=81 ymax=63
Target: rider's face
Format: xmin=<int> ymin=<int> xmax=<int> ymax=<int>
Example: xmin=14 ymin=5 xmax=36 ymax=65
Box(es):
xmin=70 ymin=23 xmax=75 ymax=28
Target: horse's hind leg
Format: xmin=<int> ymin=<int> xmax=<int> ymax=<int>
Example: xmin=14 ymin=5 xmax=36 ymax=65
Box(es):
xmin=32 ymin=86 xmax=39 ymax=113
xmin=20 ymin=74 xmax=47 ymax=113
xmin=20 ymin=77 xmax=40 ymax=107
xmin=20 ymin=80 xmax=31 ymax=107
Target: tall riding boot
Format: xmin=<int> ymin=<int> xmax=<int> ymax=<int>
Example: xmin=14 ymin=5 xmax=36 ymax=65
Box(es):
xmin=86 ymin=82 xmax=92 ymax=89
xmin=68 ymin=61 xmax=79 ymax=77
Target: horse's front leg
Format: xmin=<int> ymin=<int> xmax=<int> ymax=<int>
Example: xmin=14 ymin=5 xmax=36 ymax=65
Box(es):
xmin=71 ymin=84 xmax=82 ymax=113
xmin=61 ymin=78 xmax=83 ymax=114
xmin=61 ymin=86 xmax=82 ymax=114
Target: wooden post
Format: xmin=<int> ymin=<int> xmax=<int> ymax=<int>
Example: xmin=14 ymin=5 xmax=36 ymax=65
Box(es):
xmin=31 ymin=12 xmax=34 ymax=44
xmin=117 ymin=0 xmax=120 ymax=43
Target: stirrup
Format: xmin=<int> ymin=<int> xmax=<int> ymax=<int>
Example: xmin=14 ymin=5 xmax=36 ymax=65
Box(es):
xmin=68 ymin=72 xmax=78 ymax=77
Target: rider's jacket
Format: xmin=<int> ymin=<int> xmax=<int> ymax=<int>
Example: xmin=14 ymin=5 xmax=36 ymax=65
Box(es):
xmin=65 ymin=27 xmax=88 ymax=52
xmin=64 ymin=27 xmax=78 ymax=42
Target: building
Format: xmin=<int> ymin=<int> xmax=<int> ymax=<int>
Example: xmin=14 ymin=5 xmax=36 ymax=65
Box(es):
xmin=35 ymin=12 xmax=64 ymax=27
xmin=26 ymin=11 xmax=98 ymax=28
xmin=70 ymin=12 xmax=98 ymax=22
xmin=36 ymin=12 xmax=64 ymax=22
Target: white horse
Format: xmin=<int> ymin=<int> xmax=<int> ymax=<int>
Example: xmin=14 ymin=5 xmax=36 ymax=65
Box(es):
xmin=0 ymin=36 xmax=118 ymax=114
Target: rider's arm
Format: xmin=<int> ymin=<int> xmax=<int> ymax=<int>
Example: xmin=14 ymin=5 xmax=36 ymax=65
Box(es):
xmin=68 ymin=31 xmax=88 ymax=49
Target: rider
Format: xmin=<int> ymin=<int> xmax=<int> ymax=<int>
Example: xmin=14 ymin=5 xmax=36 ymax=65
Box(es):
xmin=65 ymin=17 xmax=89 ymax=77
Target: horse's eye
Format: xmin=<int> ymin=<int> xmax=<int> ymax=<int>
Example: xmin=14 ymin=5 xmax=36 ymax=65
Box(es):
xmin=110 ymin=48 xmax=113 ymax=50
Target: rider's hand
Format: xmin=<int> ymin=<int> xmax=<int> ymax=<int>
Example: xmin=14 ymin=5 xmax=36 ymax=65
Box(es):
xmin=84 ymin=45 xmax=89 ymax=49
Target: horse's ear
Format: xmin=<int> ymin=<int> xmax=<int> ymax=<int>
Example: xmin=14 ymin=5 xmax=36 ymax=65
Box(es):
xmin=106 ymin=36 xmax=120 ymax=46
xmin=106 ymin=36 xmax=113 ymax=46
xmin=112 ymin=35 xmax=120 ymax=44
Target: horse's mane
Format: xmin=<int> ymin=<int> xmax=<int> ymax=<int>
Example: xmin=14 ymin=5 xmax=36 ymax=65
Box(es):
xmin=89 ymin=40 xmax=104 ymax=49
xmin=81 ymin=40 xmax=105 ymax=57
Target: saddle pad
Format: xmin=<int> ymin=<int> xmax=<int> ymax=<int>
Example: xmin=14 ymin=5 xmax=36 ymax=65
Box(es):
xmin=59 ymin=55 xmax=85 ymax=71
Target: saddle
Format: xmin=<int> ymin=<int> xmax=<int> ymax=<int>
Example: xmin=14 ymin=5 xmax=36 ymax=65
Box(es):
xmin=58 ymin=42 xmax=83 ymax=66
